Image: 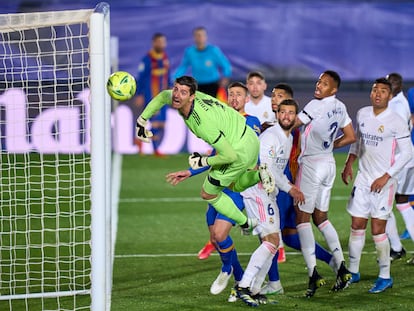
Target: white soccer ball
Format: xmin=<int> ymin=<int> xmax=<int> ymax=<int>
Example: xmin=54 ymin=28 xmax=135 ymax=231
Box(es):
xmin=106 ymin=71 xmax=137 ymax=101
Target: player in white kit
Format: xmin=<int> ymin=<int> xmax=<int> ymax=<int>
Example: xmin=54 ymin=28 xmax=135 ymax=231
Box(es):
xmin=294 ymin=70 xmax=356 ymax=297
xmin=245 ymin=71 xmax=276 ymax=124
xmin=342 ymin=78 xmax=414 ymax=293
xmin=383 ymin=73 xmax=414 ymax=262
xmin=236 ymin=99 xmax=305 ymax=307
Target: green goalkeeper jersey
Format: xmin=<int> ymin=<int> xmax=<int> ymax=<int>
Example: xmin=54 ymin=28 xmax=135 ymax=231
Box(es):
xmin=141 ymin=90 xmax=253 ymax=167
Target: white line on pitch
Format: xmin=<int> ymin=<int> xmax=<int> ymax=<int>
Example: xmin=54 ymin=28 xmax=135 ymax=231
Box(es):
xmin=120 ymin=196 xmax=349 ymax=203
xmin=115 ymin=251 xmax=381 ymax=259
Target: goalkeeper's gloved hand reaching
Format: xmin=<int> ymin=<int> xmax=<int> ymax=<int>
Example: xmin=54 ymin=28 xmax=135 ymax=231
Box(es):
xmin=188 ymin=152 xmax=209 ymax=169
xmin=136 ymin=116 xmax=153 ymax=143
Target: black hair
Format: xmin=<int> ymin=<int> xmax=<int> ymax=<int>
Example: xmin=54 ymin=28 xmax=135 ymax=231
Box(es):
xmin=175 ymin=76 xmax=198 ymax=95
xmin=273 ymin=83 xmax=294 ymax=97
xmin=228 ymin=81 xmax=248 ymax=94
xmin=374 ymin=77 xmax=392 ymax=92
xmin=386 ymin=72 xmax=403 ymax=95
xmin=278 ymin=98 xmax=299 ymax=114
xmin=323 ymin=70 xmax=341 ymax=88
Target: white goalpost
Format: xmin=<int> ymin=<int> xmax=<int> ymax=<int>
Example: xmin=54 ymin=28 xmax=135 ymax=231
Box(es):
xmin=0 ymin=3 xmax=112 ymax=310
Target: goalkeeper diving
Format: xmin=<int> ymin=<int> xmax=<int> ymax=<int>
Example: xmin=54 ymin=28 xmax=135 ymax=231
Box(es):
xmin=136 ymin=75 xmax=275 ymax=231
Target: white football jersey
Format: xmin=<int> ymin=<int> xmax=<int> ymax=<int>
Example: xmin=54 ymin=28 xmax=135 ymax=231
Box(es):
xmin=350 ymin=106 xmax=413 ymax=186
xmin=389 ymin=91 xmax=412 ymax=131
xmin=297 ymin=95 xmax=352 ymax=159
xmin=245 ymin=95 xmax=275 ymax=124
xmin=243 ymin=123 xmax=292 ymax=199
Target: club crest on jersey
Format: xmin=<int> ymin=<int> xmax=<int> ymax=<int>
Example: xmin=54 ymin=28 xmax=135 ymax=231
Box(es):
xmin=378 ymin=125 xmax=384 ymax=133
xmin=268 ymin=146 xmax=276 ymax=158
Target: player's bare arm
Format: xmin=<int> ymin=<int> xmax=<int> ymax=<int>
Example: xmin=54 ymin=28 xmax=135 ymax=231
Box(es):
xmin=333 ymin=123 xmax=356 ymax=149
xmin=341 ymin=153 xmax=357 ymax=185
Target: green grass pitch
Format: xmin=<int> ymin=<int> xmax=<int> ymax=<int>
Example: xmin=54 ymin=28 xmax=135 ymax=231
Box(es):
xmin=113 ymin=153 xmax=414 ymax=310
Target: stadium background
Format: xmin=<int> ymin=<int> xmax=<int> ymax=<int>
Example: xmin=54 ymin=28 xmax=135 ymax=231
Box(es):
xmin=1 ymin=0 xmax=414 ymax=153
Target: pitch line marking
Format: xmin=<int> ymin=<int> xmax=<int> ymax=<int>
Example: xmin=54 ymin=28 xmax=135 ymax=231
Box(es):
xmin=115 ymin=250 xmax=382 ymax=259
xmin=120 ymin=196 xmax=349 ymax=203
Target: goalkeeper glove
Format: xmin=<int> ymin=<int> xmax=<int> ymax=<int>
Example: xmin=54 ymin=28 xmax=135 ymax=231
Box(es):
xmin=188 ymin=152 xmax=209 ymax=169
xmin=136 ymin=116 xmax=153 ymax=143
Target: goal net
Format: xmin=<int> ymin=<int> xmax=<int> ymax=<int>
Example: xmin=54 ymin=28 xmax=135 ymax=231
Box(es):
xmin=0 ymin=3 xmax=111 ymax=310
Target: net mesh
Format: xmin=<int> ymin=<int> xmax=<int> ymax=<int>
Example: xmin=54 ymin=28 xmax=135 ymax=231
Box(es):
xmin=0 ymin=8 xmax=95 ymax=311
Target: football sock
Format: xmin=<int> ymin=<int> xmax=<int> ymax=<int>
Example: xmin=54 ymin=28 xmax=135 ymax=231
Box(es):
xmin=318 ymin=220 xmax=345 ymax=270
xmin=251 ymin=248 xmax=276 ymax=295
xmin=217 ymin=236 xmax=234 ymax=274
xmin=207 ymin=192 xmax=247 ymax=225
xmin=232 ymin=249 xmax=244 ymax=282
xmin=396 ymin=202 xmax=414 ymax=242
xmin=239 ymin=241 xmax=277 ymax=287
xmin=385 ymin=212 xmax=403 ymax=251
xmin=240 ymin=241 xmax=277 ymax=294
xmin=267 ymin=250 xmax=280 ymax=282
xmin=373 ymin=233 xmax=391 ymax=279
xmin=232 ymin=170 xmax=260 ymax=192
xmin=315 ymin=242 xmax=333 ymax=264
xmin=284 ymin=232 xmax=333 ymax=264
xmin=283 ymin=232 xmax=301 ymax=250
xmin=348 ymin=228 xmax=365 ymax=274
xmin=297 ymin=222 xmax=317 ymax=276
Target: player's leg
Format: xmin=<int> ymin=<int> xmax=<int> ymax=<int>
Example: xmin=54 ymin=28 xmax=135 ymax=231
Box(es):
xmin=347 ymin=184 xmax=371 ymax=284
xmin=279 ymin=196 xmax=334 ymax=267
xmin=198 ymin=205 xmax=217 ymax=260
xmin=258 ymin=237 xmax=284 ymax=296
xmin=203 ymin=137 xmax=259 ymax=228
xmin=368 ymin=180 xmax=396 ymax=293
xmin=209 ymin=219 xmax=235 ymax=295
xmin=210 ymin=190 xmax=245 ymax=295
xmin=396 ymin=193 xmax=414 ymax=264
xmin=370 ymin=218 xmax=393 ymax=293
xmin=386 ymin=211 xmax=406 ymax=261
xmin=236 ymin=191 xmax=280 ymax=306
xmin=313 ymin=161 xmax=351 ymax=291
xmin=295 ymin=160 xmax=326 ymax=297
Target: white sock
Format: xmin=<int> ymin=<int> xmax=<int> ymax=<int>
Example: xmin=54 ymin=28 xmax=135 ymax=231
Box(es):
xmin=386 ymin=212 xmax=403 ymax=252
xmin=318 ymin=220 xmax=345 ymax=270
xmin=397 ymin=203 xmax=414 ymax=242
xmin=297 ymin=222 xmax=316 ymax=276
xmin=348 ymin=228 xmax=366 ymax=274
xmin=373 ymin=233 xmax=391 ymax=279
xmin=278 ymin=232 xmax=284 ymax=248
xmin=250 ymin=241 xmax=277 ymax=295
xmin=239 ymin=241 xmax=276 ymax=289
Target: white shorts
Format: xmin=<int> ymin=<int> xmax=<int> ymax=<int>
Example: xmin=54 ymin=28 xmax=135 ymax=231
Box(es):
xmin=295 ymin=156 xmax=336 ymax=214
xmin=347 ymin=177 xmax=397 ymax=220
xmin=397 ymin=166 xmax=414 ymax=195
xmin=242 ymin=185 xmax=280 ymax=238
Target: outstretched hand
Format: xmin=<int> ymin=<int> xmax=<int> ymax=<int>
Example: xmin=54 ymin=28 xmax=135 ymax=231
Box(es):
xmin=166 ymin=170 xmax=191 ymax=186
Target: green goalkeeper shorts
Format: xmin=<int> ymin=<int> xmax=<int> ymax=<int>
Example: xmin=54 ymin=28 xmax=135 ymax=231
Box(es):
xmin=203 ymin=127 xmax=259 ymax=195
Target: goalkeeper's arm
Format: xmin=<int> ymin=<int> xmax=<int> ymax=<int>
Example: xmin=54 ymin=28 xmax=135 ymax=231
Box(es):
xmin=136 ymin=90 xmax=172 ymax=142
